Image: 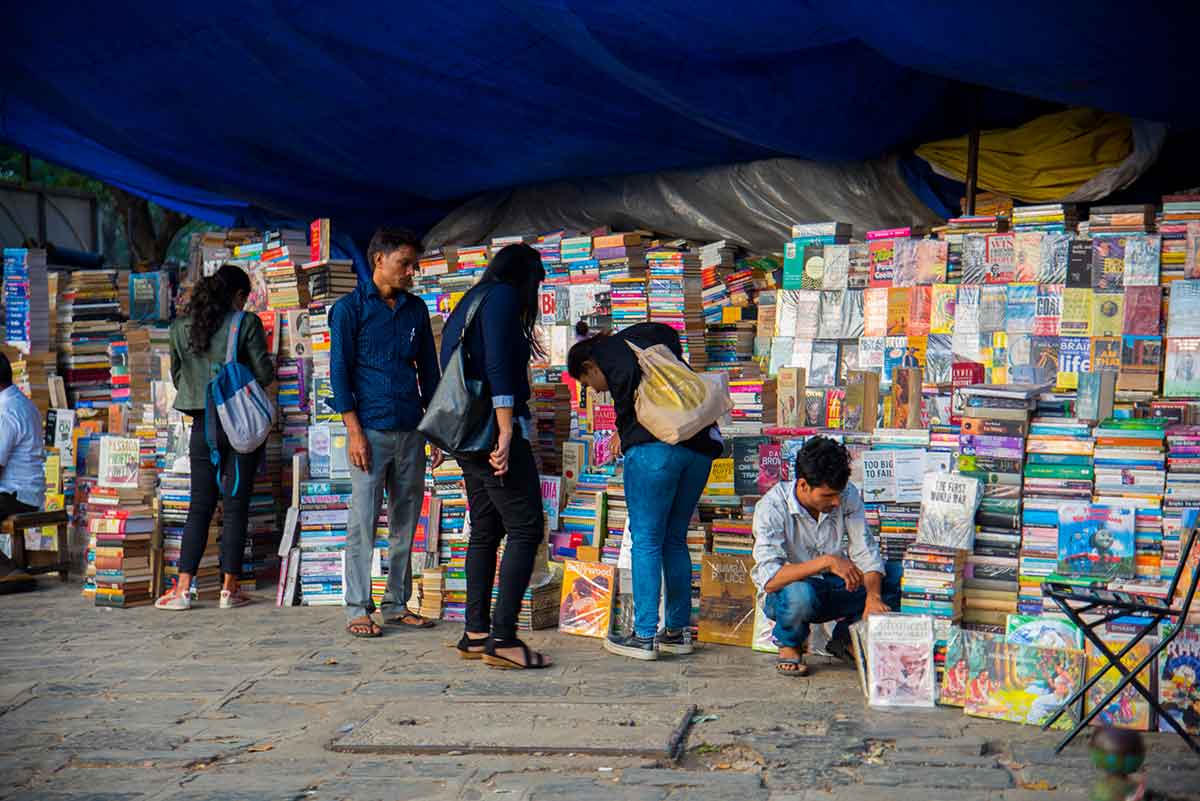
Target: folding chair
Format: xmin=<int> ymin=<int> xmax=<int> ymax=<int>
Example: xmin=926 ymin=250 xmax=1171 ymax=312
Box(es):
xmin=1040 ymin=519 xmax=1200 ymax=755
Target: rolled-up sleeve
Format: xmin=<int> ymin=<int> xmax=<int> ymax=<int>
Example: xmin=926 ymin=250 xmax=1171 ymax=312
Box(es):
xmin=751 ymin=490 xmax=790 ymax=592
xmin=843 ymin=485 xmax=884 ymax=575
xmin=478 ymin=285 xmax=518 ymax=405
xmin=328 ymin=297 xmax=357 ymax=414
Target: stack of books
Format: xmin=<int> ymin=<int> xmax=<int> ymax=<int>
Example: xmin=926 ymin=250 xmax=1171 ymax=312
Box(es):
xmin=560 ymin=235 xmax=596 ymax=283
xmin=554 ymin=472 xmax=607 ymax=559
xmin=705 ymin=324 xmax=756 ymax=370
xmin=89 ymin=486 xmax=154 ymax=608
xmin=1164 ymin=424 xmax=1200 ymax=584
xmin=308 ymin=302 xmax=339 ymax=423
xmin=261 ymin=228 xmax=310 ymax=309
xmin=1010 ymin=204 xmax=1078 ymax=233
xmin=603 ymin=474 xmax=626 ymax=565
xmin=1085 ymin=204 xmax=1156 ymax=236
xmin=1159 ymin=194 xmax=1200 ymax=283
xmin=699 ymin=240 xmax=735 ymax=323
xmin=2 ymin=248 xmax=50 ymax=352
xmin=530 ymin=383 xmax=571 ymax=474
xmin=432 ymin=458 xmax=467 ymax=621
xmin=784 ymin=222 xmax=852 ymax=289
xmin=594 ymin=232 xmax=646 ymax=281
xmin=302 ymin=259 xmax=357 ymax=302
xmin=533 ymin=232 xmax=567 ymax=283
xmin=609 ymin=276 xmax=648 ymax=329
xmin=900 ymin=542 xmax=966 ymax=680
xmin=56 ymin=270 xmax=122 ymax=408
xmin=1093 ymin=417 xmax=1167 ymax=582
xmin=646 ymin=244 xmax=707 ymax=369
xmin=298 ymin=479 xmax=350 ymax=605
xmin=710 ymin=516 xmax=753 ymax=555
xmin=724 ymin=377 xmax=776 ymax=436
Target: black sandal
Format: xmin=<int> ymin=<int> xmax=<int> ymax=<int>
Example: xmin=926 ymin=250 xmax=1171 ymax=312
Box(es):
xmin=482 ymin=637 xmax=552 ymax=670
xmin=347 ymin=617 xmax=382 ymax=638
xmin=455 ymin=633 xmax=489 ymax=660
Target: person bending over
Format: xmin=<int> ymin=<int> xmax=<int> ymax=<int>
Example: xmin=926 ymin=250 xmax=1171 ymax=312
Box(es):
xmin=751 ymin=436 xmax=900 ymax=677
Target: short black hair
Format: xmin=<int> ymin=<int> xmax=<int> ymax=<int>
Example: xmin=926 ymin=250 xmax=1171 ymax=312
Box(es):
xmin=794 ymin=436 xmax=850 ymax=492
xmin=567 ymin=333 xmax=605 ymax=380
xmin=366 ymin=227 xmax=423 ymax=268
xmin=0 ymin=352 xmax=11 ymax=387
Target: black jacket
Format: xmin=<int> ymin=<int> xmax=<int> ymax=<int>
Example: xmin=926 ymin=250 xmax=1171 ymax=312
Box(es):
xmin=590 ymin=322 xmax=723 ymax=458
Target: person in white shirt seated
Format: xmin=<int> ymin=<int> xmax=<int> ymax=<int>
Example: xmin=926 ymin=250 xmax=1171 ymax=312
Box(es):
xmin=0 ymin=353 xmax=47 ymax=585
xmin=751 ymin=436 xmax=900 ymax=677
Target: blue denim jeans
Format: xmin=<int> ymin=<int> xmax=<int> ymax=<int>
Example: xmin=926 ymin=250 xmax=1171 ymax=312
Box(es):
xmin=764 ymin=560 xmax=903 ymax=649
xmin=623 ymin=442 xmax=714 ymax=639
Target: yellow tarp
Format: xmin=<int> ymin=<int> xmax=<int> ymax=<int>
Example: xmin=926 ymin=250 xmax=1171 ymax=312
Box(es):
xmin=915 ymin=109 xmax=1133 ymax=203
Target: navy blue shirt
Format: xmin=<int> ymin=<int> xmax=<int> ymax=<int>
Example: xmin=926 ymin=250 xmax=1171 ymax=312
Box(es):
xmin=440 ymin=282 xmax=532 ymax=421
xmin=329 ymin=284 xmax=440 ymax=431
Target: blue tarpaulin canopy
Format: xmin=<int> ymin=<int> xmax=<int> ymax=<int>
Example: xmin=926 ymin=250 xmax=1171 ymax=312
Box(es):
xmin=3 ymin=1 xmax=1198 ymax=241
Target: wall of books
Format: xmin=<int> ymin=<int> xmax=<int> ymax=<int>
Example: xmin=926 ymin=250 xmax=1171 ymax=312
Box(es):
xmin=3 ymin=192 xmax=1199 ymax=736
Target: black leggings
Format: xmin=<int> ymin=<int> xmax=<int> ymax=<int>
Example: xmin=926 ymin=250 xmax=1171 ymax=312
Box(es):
xmin=178 ymin=409 xmax=264 ymax=578
xmin=460 ymin=432 xmax=545 ymax=641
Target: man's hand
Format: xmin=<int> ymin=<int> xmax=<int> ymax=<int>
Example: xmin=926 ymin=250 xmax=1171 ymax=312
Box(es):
xmin=348 ymin=429 xmax=371 ymax=473
xmin=863 ymin=594 xmax=891 ymax=619
xmin=490 ymin=429 xmax=512 ymax=476
xmin=612 ymin=432 xmax=622 ymax=459
xmin=430 ymin=446 xmax=445 ymax=470
xmin=825 ymin=555 xmax=864 ymax=592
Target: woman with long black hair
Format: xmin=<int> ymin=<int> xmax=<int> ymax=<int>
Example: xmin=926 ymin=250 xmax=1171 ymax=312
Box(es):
xmin=440 ymin=244 xmax=551 ymax=669
xmin=156 ymin=264 xmax=275 ymax=610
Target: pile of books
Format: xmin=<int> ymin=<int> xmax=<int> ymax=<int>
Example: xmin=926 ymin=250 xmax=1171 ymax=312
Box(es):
xmin=1010 ymin=204 xmax=1078 ymax=233
xmin=785 ymin=222 xmax=852 ymax=289
xmin=1164 ymin=424 xmax=1200 ymax=583
xmin=298 ymin=479 xmax=350 ymax=605
xmin=1085 ymin=204 xmax=1156 ymax=236
xmin=89 ymin=486 xmax=154 ymax=608
xmin=554 ymin=472 xmax=607 ymax=559
xmin=2 ymin=248 xmax=50 ymax=352
xmin=530 ymin=383 xmax=571 ymax=474
xmin=595 ymin=232 xmax=646 ymax=281
xmin=432 ymin=458 xmax=467 ymax=621
xmin=725 ymin=377 xmax=776 ymax=436
xmin=261 ymin=228 xmax=310 ymax=309
xmin=1159 ymin=194 xmax=1200 ymax=283
xmin=603 ymin=474 xmax=625 ymax=565
xmin=533 ymin=232 xmax=566 ymax=283
xmin=610 ymin=276 xmax=648 ymax=329
xmin=56 ymin=270 xmax=122 ymax=408
xmin=303 ymin=259 xmax=357 ymax=302
xmin=647 ymin=244 xmax=707 ymax=369
xmin=900 ymin=542 xmax=965 ymax=680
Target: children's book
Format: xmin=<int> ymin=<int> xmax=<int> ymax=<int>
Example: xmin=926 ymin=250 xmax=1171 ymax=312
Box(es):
xmin=1158 ymin=624 xmax=1200 ymax=734
xmin=867 ymin=613 xmax=935 ymax=708
xmin=1005 ymin=614 xmax=1084 ymax=649
xmin=963 ymin=631 xmax=1085 ymax=729
xmin=558 ymin=560 xmax=616 ymax=639
xmin=940 ymin=627 xmax=968 ymax=707
xmin=698 ymin=554 xmax=756 ymax=647
xmin=1056 ymin=502 xmax=1136 ymax=580
xmin=1086 ymin=635 xmax=1153 ymax=732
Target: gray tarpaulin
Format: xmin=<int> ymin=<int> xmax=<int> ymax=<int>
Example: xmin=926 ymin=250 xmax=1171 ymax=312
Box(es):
xmin=424 ymin=157 xmax=944 ymax=254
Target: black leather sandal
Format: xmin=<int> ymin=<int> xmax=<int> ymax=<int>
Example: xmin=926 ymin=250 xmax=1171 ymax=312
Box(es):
xmin=482 ymin=637 xmax=552 ymax=670
xmin=455 ymin=633 xmax=489 ymax=660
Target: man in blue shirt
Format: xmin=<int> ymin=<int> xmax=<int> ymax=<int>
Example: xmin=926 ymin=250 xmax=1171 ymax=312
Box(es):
xmin=0 ymin=353 xmax=46 ymax=590
xmin=330 ymin=228 xmax=441 ymax=637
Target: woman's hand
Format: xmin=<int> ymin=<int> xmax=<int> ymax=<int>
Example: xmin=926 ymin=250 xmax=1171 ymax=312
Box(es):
xmin=490 ymin=428 xmax=512 ymax=476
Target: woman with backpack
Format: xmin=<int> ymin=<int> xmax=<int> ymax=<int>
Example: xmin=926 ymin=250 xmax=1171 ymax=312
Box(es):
xmin=567 ymin=323 xmax=723 ymax=660
xmin=438 ymin=244 xmax=551 ymax=669
xmin=156 ymin=264 xmax=275 ymax=610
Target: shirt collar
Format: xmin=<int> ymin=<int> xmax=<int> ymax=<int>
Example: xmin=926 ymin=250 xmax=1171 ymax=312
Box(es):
xmin=360 ymin=283 xmax=413 ymax=308
xmin=783 ymin=480 xmax=829 ymax=524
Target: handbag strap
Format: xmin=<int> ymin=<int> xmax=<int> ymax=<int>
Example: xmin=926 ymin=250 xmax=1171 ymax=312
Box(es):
xmin=224 ymin=311 xmax=245 ymax=365
xmin=455 ymin=284 xmax=494 ymax=346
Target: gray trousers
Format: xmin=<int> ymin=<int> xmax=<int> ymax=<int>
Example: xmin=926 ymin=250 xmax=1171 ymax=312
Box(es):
xmin=343 ymin=428 xmax=427 ymax=620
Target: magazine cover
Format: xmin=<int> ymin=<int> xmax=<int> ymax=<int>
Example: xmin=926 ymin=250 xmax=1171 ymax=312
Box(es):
xmin=97 ymin=436 xmax=140 ymax=489
xmin=1159 ymin=624 xmax=1200 ymax=734
xmin=698 ymin=554 xmax=756 ymax=647
xmin=557 ymin=560 xmax=615 ymax=639
xmin=867 ymin=613 xmax=935 ymax=708
xmin=964 ymin=631 xmax=1084 ymax=729
xmin=940 ymin=626 xmax=969 ymax=707
xmin=916 ymin=472 xmax=982 ymax=550
xmin=1165 ymin=337 xmax=1200 ymax=397
xmin=1086 ymin=637 xmax=1153 ymax=731
xmin=1056 ymin=502 xmax=1136 ymax=580
xmin=1005 ymin=614 xmax=1084 ymax=649
xmin=915 ymin=239 xmax=948 ymax=284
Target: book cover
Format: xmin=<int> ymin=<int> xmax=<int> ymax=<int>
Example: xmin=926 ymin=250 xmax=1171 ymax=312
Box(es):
xmin=867 ymin=613 xmax=936 ymax=708
xmin=801 ymin=243 xmax=826 ymax=290
xmin=1086 ymin=636 xmax=1153 ymax=731
xmin=847 ymin=243 xmax=871 ymax=288
xmin=1004 ymin=283 xmax=1036 ymax=334
xmin=1060 ymin=288 xmax=1093 ymax=337
xmin=1122 ymin=285 xmax=1161 ymax=335
xmin=861 ymin=450 xmax=897 ymax=503
xmin=916 ymin=472 xmax=982 ymax=549
xmin=98 ymin=436 xmax=140 ymax=489
xmin=923 ymin=334 xmax=953 ymax=385
xmin=915 ymin=239 xmax=948 ymax=284
xmin=776 ymin=367 xmax=805 ymax=427
xmin=1167 ymin=280 xmax=1200 ymax=337
xmin=951 ymin=286 xmax=983 ymax=362
xmin=794 ymin=291 xmax=822 ymax=339
xmin=930 ymin=283 xmax=956 ymax=334
xmin=1033 ymin=285 xmax=1062 ymax=336
xmin=1013 ymin=231 xmax=1042 ymax=282
xmin=1067 ymin=239 xmax=1093 ymax=288
xmin=540 ymin=475 xmax=562 ymax=532
xmin=1005 ymin=614 xmax=1083 ymax=649
xmin=862 ymin=287 xmax=888 ymax=337
xmin=984 ymin=233 xmax=1015 ymax=283
xmin=1121 ymin=234 xmax=1160 ymax=287
xmin=907 ymin=285 xmax=932 ymax=336
xmin=1188 ymin=222 xmax=1200 ymax=280
xmin=836 ymin=288 xmax=865 ymax=339
xmin=882 ymin=336 xmax=910 ymax=387
xmin=886 ymin=287 xmax=910 ymax=335
xmin=732 ymin=437 xmax=768 ymax=496
xmin=775 ymin=289 xmax=801 ymax=337
xmin=803 ymin=388 xmax=828 ymax=427
xmin=1118 ymin=335 xmax=1162 ymax=393
xmin=1076 ymin=371 xmax=1116 ymax=422
xmin=979 ymin=285 xmax=1008 ymax=333
xmin=1091 ymin=337 xmax=1121 ymax=374
xmin=1029 ymin=335 xmax=1060 ymax=386
xmin=1092 ymin=237 xmax=1126 ymax=291
xmin=825 ymin=387 xmax=845 ymax=430
xmin=822 ymin=244 xmax=849 ymax=290
xmin=868 ymin=239 xmax=896 ymax=287
xmin=940 ymin=627 xmax=969 ymax=706
xmin=962 ymin=234 xmax=987 ymax=284
xmin=1057 ymin=336 xmax=1091 ymax=390
xmin=782 ymin=239 xmax=804 ymax=289
xmin=1056 ymin=502 xmax=1136 ymax=580
xmin=558 ymin=560 xmax=615 ymax=638
xmin=1158 ymin=624 xmax=1200 ymax=734
xmin=809 ymin=341 xmax=840 ymax=387
xmin=857 ymin=336 xmax=885 ymax=370
xmin=1039 ymin=232 xmax=1072 ymax=285
xmin=842 ymin=371 xmax=879 ymax=432
xmin=892 ymin=239 xmax=919 ymax=287
xmin=757 ymin=442 xmax=783 ymax=494
xmin=1165 ymin=337 xmax=1200 ymax=396
xmin=698 ymin=553 xmax=756 ymax=647
xmin=963 ymin=631 xmax=1084 ymax=729
xmin=1091 ymin=292 xmax=1124 ymax=337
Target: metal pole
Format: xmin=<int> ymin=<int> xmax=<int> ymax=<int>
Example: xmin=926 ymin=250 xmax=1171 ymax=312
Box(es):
xmin=964 ymin=89 xmax=981 ymax=215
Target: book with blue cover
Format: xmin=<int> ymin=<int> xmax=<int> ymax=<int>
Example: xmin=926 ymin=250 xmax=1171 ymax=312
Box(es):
xmin=1056 ymin=502 xmax=1136 ymax=580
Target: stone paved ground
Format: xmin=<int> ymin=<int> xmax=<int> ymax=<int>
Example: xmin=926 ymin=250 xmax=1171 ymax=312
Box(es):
xmin=2 ymin=581 xmax=1198 ymax=801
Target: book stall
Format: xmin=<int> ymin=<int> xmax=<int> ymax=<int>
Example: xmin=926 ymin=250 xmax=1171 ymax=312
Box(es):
xmin=2 ymin=194 xmax=1200 ymax=742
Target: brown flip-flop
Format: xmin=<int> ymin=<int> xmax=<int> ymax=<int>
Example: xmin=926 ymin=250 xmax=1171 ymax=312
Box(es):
xmin=388 ymin=613 xmax=436 ymax=629
xmin=776 ymin=658 xmax=810 ymax=677
xmin=347 ymin=618 xmax=382 ymax=638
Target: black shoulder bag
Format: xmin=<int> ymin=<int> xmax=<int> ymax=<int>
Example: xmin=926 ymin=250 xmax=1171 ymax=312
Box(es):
xmin=418 ymin=286 xmax=498 ymax=455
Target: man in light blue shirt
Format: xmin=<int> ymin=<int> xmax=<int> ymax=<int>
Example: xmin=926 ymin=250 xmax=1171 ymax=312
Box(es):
xmin=0 ymin=353 xmax=46 ymax=581
xmin=751 ymin=437 xmax=900 ymax=677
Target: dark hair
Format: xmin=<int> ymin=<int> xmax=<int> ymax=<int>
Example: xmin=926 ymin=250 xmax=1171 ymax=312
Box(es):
xmin=0 ymin=352 xmax=11 ymax=387
xmin=480 ymin=243 xmax=546 ymax=357
xmin=187 ymin=264 xmax=251 ymax=354
xmin=575 ymin=320 xmax=589 ymax=338
xmin=567 ymin=333 xmax=607 ymax=380
xmin=794 ymin=436 xmax=850 ymax=492
xmin=367 ymin=227 xmax=423 ymax=269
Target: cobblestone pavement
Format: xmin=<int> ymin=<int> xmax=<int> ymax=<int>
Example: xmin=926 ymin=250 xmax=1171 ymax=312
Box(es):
xmin=2 ymin=582 xmax=1198 ymax=801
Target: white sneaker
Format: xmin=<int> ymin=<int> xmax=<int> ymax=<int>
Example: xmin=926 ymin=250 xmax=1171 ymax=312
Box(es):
xmin=155 ymin=592 xmax=191 ymax=611
xmin=219 ymin=589 xmax=252 ymax=609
